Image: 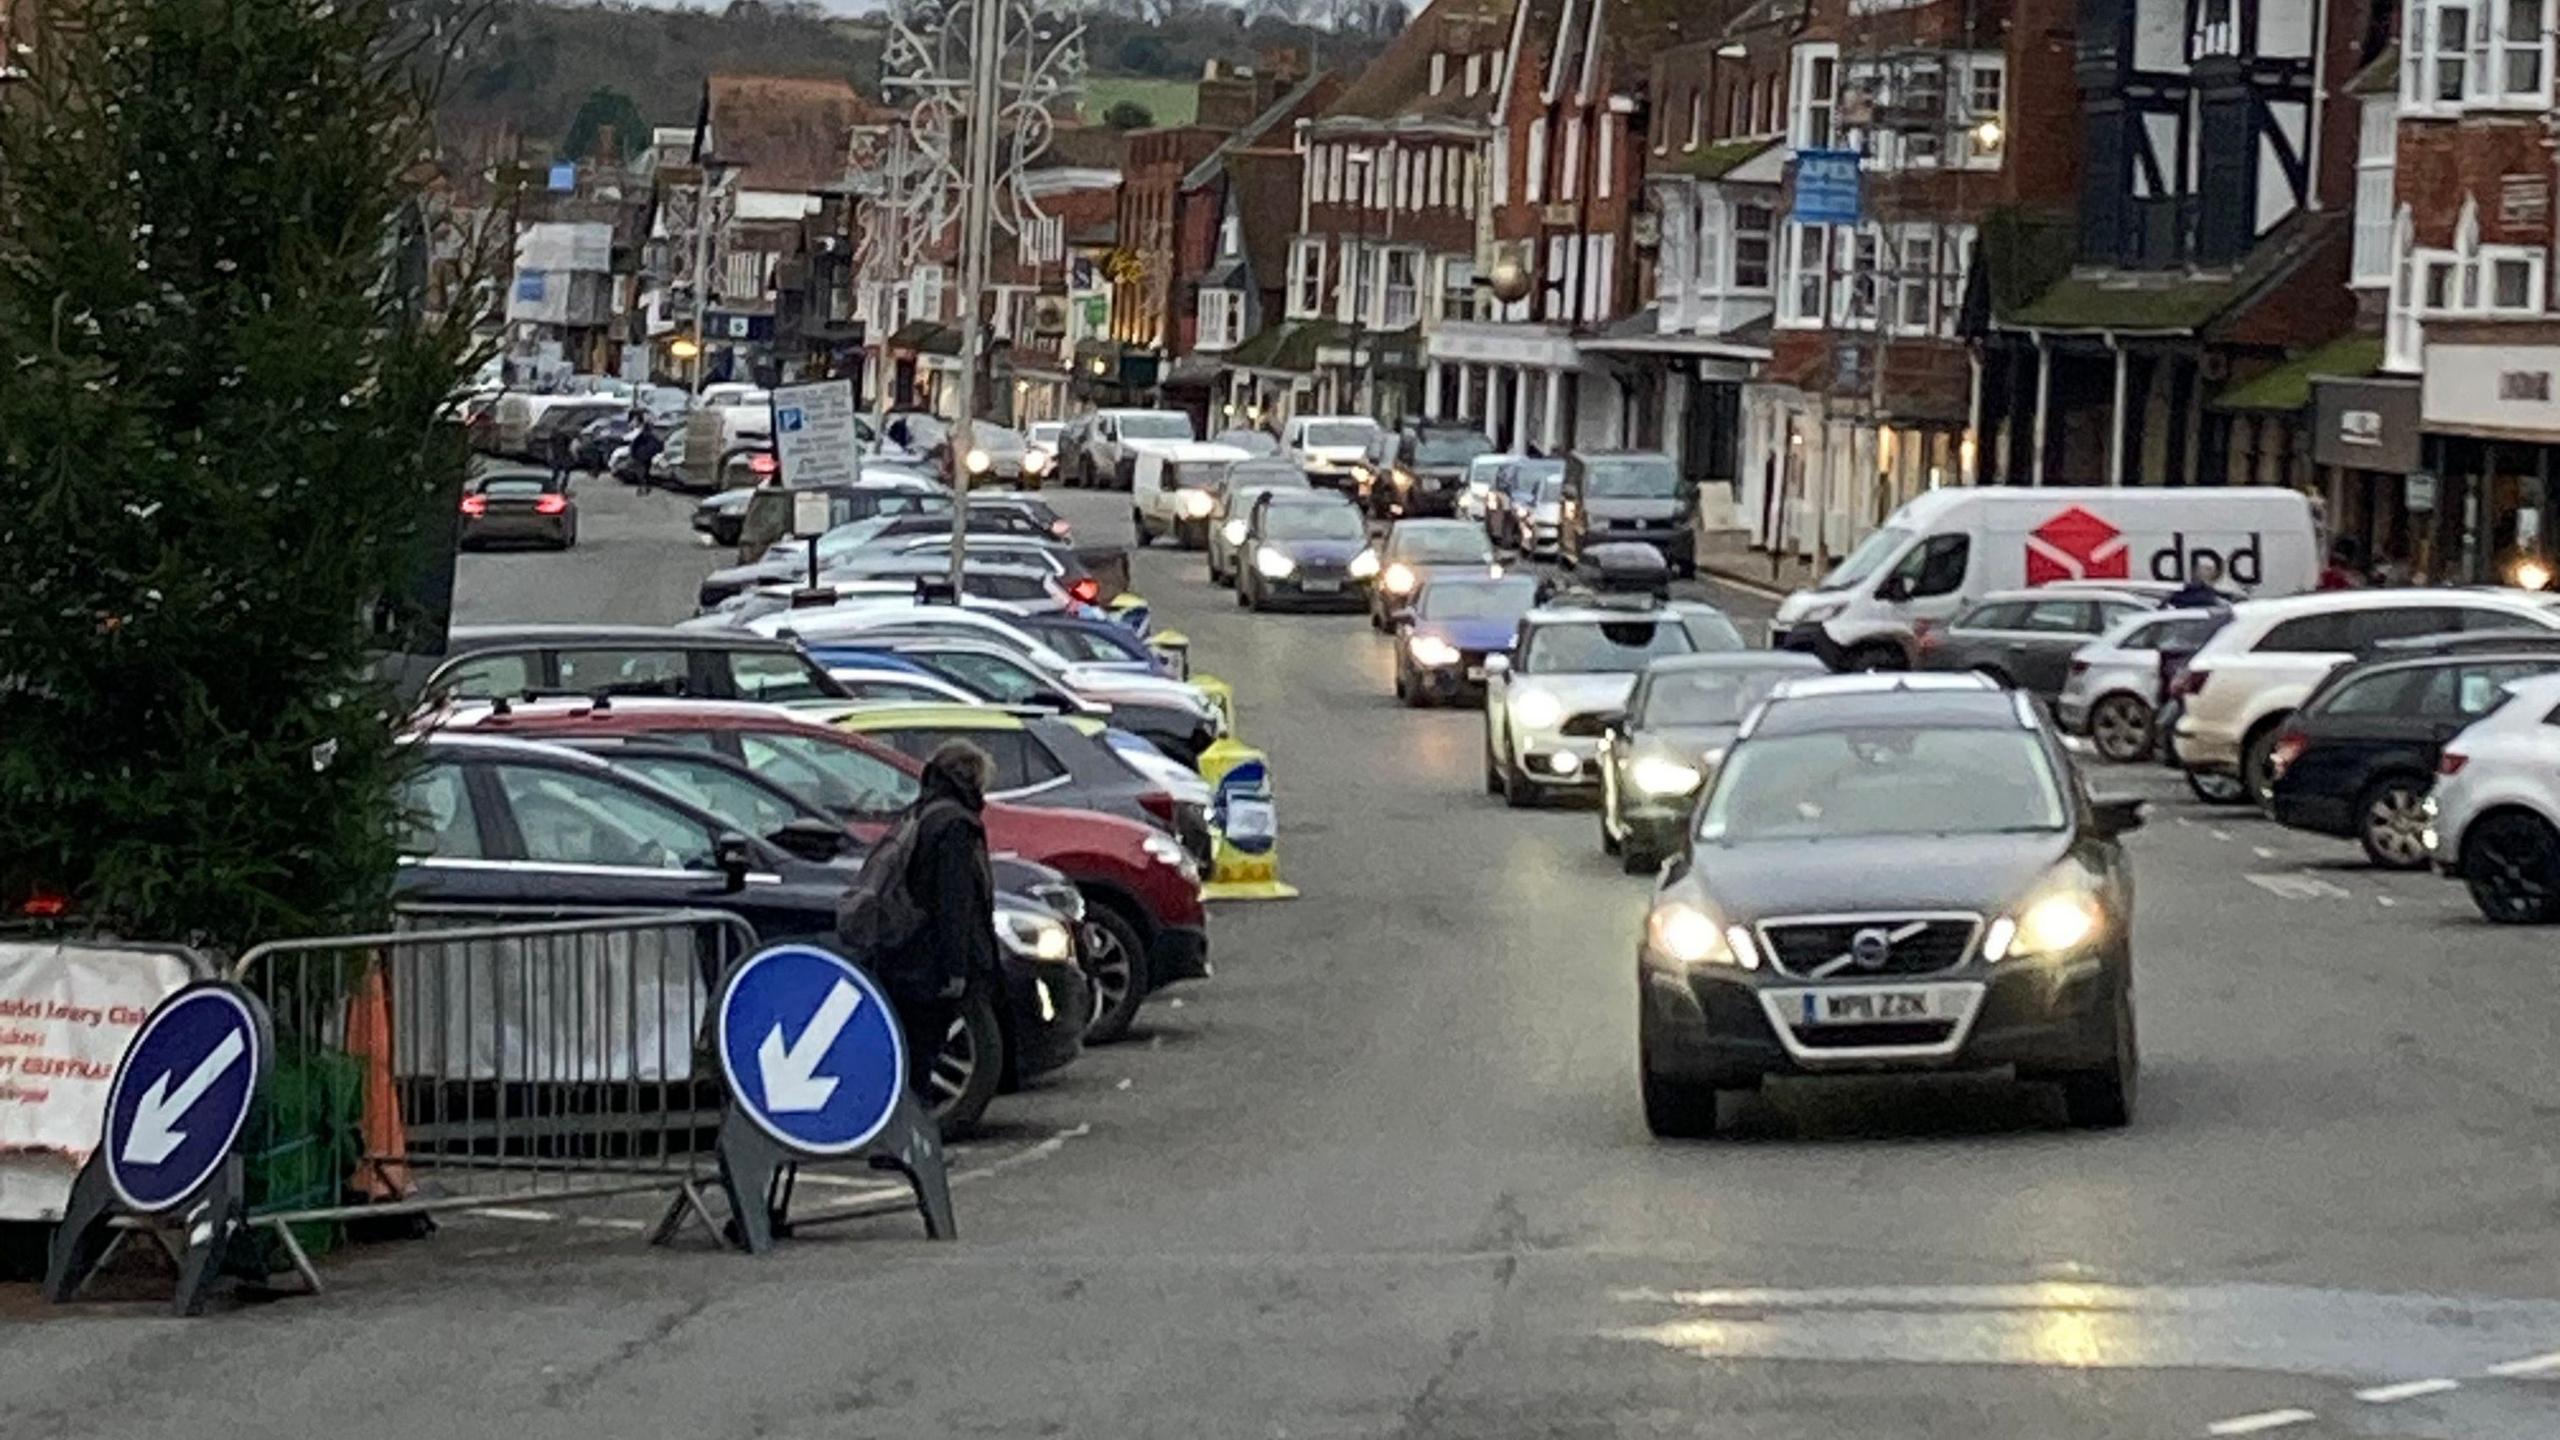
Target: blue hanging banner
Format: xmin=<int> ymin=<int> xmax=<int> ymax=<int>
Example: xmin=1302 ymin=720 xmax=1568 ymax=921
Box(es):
xmin=1793 ymin=149 xmax=1863 ymax=227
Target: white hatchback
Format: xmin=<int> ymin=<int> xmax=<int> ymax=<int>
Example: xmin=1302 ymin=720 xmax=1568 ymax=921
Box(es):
xmin=2057 ymin=607 xmax=2227 ymax=762
xmin=2428 ymin=672 xmax=2560 ymax=922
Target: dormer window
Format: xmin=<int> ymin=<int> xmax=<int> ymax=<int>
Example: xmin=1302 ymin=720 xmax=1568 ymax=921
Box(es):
xmin=1466 ymin=53 xmax=1485 ymax=95
xmin=1431 ymin=54 xmax=1447 ymax=95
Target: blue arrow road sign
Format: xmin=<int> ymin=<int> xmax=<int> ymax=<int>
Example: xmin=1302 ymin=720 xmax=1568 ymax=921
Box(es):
xmin=104 ymin=985 xmax=264 ymax=1213
xmin=716 ymin=945 xmax=906 ymax=1156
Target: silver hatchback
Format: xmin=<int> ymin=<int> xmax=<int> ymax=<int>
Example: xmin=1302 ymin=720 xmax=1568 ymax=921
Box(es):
xmin=2056 ymin=607 xmax=2229 ymax=762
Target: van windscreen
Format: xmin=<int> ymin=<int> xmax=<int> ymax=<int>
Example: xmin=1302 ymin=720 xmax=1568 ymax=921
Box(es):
xmin=1815 ymin=525 xmax=1914 ymax=593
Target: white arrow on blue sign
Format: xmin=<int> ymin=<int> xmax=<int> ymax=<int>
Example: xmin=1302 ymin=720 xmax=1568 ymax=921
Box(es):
xmin=104 ymin=985 xmax=264 ymax=1213
xmin=716 ymin=944 xmax=907 ymax=1156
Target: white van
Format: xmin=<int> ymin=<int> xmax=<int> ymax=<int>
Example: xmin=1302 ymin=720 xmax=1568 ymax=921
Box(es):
xmin=1771 ymin=487 xmax=2320 ymax=669
xmin=1132 ymin=441 xmax=1255 ymax=548
xmin=1280 ymin=414 xmax=1381 ymax=486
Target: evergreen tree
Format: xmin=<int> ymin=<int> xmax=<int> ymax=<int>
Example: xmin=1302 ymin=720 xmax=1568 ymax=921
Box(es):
xmin=0 ymin=0 xmax=489 ymax=949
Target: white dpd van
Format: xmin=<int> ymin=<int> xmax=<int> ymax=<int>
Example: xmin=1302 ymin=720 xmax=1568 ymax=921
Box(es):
xmin=1772 ymin=487 xmax=2321 ymax=669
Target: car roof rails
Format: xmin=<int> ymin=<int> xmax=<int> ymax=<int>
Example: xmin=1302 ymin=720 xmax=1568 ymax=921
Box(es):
xmin=1537 ymin=582 xmax=1667 ymax=611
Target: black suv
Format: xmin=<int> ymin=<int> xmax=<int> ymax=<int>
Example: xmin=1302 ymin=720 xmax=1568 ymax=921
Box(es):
xmin=1637 ymin=673 xmax=2143 ymax=1138
xmin=1561 ymin=451 xmax=1696 ymax=577
xmin=1357 ymin=420 xmax=1492 ymax=520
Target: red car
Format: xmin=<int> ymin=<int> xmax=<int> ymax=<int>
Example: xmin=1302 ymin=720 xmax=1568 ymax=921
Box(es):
xmin=433 ymin=698 xmax=1208 ymax=1040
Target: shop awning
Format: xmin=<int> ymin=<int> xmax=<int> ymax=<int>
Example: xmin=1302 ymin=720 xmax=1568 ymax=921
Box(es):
xmin=1579 ymin=306 xmax=1774 ymax=361
xmin=887 ymin=321 xmax=962 ymax=356
xmin=1221 ymin=318 xmax=1351 ymax=375
xmin=2213 ymin=334 xmax=2385 ymax=413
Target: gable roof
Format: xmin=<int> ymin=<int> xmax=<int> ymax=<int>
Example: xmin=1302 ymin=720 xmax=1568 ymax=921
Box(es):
xmin=1181 ymin=71 xmax=1343 ymax=191
xmin=1326 ymin=0 xmax=1516 ymax=126
xmin=698 ymin=74 xmax=872 ymax=193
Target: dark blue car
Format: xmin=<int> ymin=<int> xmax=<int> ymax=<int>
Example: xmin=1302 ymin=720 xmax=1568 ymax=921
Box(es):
xmin=1394 ymin=572 xmax=1542 ymax=706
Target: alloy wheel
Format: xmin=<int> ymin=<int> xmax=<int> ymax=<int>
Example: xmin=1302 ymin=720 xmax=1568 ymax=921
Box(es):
xmin=2467 ymin=814 xmax=2560 ymax=922
xmin=2360 ymin=783 xmax=2431 ymax=869
xmin=928 ymin=1014 xmax=978 ymax=1112
xmin=2089 ymin=695 xmax=2154 ymax=763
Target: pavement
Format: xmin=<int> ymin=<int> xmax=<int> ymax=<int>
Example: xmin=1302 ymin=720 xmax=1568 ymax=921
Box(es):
xmin=14 ymin=477 xmax=2560 ymax=1440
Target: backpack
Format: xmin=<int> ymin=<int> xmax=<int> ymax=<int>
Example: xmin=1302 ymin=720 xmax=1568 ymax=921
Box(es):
xmin=835 ymin=809 xmax=930 ymax=957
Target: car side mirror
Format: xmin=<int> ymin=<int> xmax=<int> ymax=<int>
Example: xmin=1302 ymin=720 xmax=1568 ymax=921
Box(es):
xmin=767 ymin=817 xmax=848 ymax=862
xmin=1876 ymin=575 xmax=1911 ymax=602
xmin=2089 ymin=795 xmax=2148 ymax=838
xmin=713 ymin=831 xmax=756 ymax=890
xmin=1482 ymin=654 xmax=1511 ymax=678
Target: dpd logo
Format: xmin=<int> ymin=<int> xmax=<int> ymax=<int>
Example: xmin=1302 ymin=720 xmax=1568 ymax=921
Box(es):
xmin=2024 ymin=506 xmax=2129 ymax=585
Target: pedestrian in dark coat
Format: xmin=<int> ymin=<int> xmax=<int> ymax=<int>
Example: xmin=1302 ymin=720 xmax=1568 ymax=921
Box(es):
xmin=886 ymin=741 xmax=998 ymax=1091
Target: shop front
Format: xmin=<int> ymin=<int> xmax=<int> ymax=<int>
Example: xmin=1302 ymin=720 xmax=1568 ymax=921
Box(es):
xmin=2419 ymin=321 xmax=2560 ymax=588
xmin=2310 ymin=374 xmax=2421 ymax=580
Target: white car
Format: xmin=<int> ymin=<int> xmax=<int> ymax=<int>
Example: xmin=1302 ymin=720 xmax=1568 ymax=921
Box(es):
xmin=1280 ymin=414 xmax=1380 ymax=490
xmin=1484 ymin=599 xmax=1748 ymax=808
xmin=2056 ymin=607 xmax=2227 ymax=762
xmin=2173 ymin=588 xmax=2560 ymax=806
xmin=1458 ymin=453 xmax=1508 ymax=523
xmin=1131 ymin=441 xmax=1255 ymax=548
xmin=2428 ymin=672 xmax=2560 ymax=922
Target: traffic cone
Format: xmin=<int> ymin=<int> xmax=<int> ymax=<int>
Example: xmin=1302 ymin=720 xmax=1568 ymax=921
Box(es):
xmin=1197 ymin=736 xmax=1297 ymax=901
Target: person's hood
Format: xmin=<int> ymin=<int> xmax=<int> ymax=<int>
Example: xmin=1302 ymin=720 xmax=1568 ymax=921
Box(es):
xmin=1269 ymin=536 xmax=1367 ymax=566
xmin=919 ymin=749 xmax=989 ymax=813
xmin=1679 ymin=830 xmax=2077 ymax=920
xmin=1413 ymin=616 xmax=1524 ymax=652
xmin=1585 ymin=495 xmax=1685 ymax=522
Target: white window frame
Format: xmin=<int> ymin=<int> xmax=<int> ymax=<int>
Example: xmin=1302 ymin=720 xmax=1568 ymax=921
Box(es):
xmin=1893 ymin=226 xmax=1939 ymax=334
xmin=1435 ymin=255 xmax=1476 ymax=321
xmin=1198 ymin=288 xmax=1245 ymax=350
xmin=1431 ymin=147 xmax=1448 ymax=208
xmin=1732 ymin=200 xmax=1775 ymax=292
xmin=1466 ymin=53 xmax=1485 ymax=97
xmin=1384 ymin=248 xmax=1422 ymax=329
xmin=2404 ymin=0 xmax=2476 ymax=113
xmin=1526 ymin=118 xmax=1548 ymax=203
xmin=1958 ymin=57 xmax=2005 ymax=170
xmin=1290 ymin=238 xmax=1325 ymax=319
xmin=1598 ymin=114 xmax=1615 ymax=199
xmin=1790 ymin=43 xmax=1841 ymax=151
xmin=2475 ymin=0 xmax=2551 ymax=106
xmin=2385 ymin=199 xmax=2548 ymax=369
xmin=1697 ymin=195 xmax=1726 ymax=294
xmin=1563 ymin=115 xmax=1584 ymax=200
xmin=1219 ymin=212 xmax=1242 ymax=259
xmin=1779 ymin=221 xmax=1829 ymax=327
xmin=2352 ymin=99 xmax=2398 ymax=287
xmin=1431 ymin=53 xmax=1448 ymax=95
xmin=1688 ymin=90 xmax=1704 ymax=151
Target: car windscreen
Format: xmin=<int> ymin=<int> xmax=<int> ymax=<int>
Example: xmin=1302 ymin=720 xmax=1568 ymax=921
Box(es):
xmin=1228 ymin=462 xmax=1309 ymax=491
xmin=1263 ymin=503 xmax=1365 ymax=542
xmin=1533 ymin=475 xmax=1564 ymax=504
xmin=1814 ymin=525 xmax=1914 ymax=592
xmin=1581 ymin=457 xmax=1679 ymax=499
xmin=1521 ymin=619 xmax=1696 ymax=674
xmin=1698 ymin=728 xmax=2067 ymax=842
xmin=1120 ymin=413 xmax=1194 ymax=440
xmin=1638 ymin=668 xmax=1793 ymax=726
xmin=1028 ymin=622 xmax=1148 ymax=664
xmin=1417 ymin=577 xmax=1539 ymax=621
xmin=1303 ymin=422 xmax=1374 ymax=447
xmin=1413 ymin=430 xmax=1487 ymax=465
xmin=1392 ymin=526 xmax=1495 ymax=563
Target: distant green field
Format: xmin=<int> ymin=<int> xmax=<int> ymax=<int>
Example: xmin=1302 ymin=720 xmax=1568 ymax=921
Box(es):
xmin=1082 ymin=75 xmax=1198 ymax=127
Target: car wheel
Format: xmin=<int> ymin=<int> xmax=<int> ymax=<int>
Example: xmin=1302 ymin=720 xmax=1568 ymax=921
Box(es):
xmin=2463 ymin=811 xmax=2560 ymax=923
xmin=1131 ymin=507 xmax=1152 ymax=546
xmin=1599 ymin=775 xmax=1622 ymax=855
xmin=1843 ymin=643 xmax=1905 ymax=673
xmin=1483 ymin=725 xmax=1504 ymax=796
xmin=1393 ymin=664 xmax=1409 ymax=701
xmin=1077 ymin=903 xmax=1152 ymax=1044
xmin=2357 ymin=775 xmax=2433 ymax=870
xmin=2058 ymin=993 xmax=2137 ymax=1129
xmin=927 ymin=992 xmax=1006 ymax=1137
xmin=1639 ymin=1031 xmax=1722 ymax=1139
xmin=1621 ymin=844 xmax=1658 ymax=877
xmin=2087 ymin=693 xmax=2154 ymax=763
xmin=2239 ymin=722 xmax=2289 ymax=811
xmin=1499 ymin=751 xmax=1531 ymax=809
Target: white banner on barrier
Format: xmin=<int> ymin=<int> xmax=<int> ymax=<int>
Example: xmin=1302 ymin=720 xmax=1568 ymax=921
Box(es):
xmin=0 ymin=942 xmax=197 ymax=1220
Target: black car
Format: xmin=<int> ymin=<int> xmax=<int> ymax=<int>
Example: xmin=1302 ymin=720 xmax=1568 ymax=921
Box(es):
xmin=1238 ymin=492 xmax=1370 ymax=612
xmin=1359 ymin=420 xmax=1492 ymax=520
xmin=1561 ymin=451 xmax=1695 ymax=577
xmin=1637 ymin=673 xmax=2142 ymax=1138
xmin=460 ymin=468 xmax=578 ymax=551
xmin=1596 ymin=652 xmax=1826 ymax=874
xmin=392 ymin=734 xmax=1091 ymax=1131
xmin=2268 ymin=651 xmax=2560 ymax=868
xmin=1366 ymin=519 xmax=1500 ymax=631
xmin=720 ymin=476 xmax=946 ymax=561
xmin=422 ymin=625 xmax=850 ymax=707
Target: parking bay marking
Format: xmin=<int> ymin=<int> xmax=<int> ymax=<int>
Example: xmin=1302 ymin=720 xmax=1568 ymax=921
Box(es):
xmin=2205 ymin=1409 xmax=2317 ymax=1436
xmin=2354 ymin=1377 xmax=2459 ymax=1403
xmin=2245 ymin=873 xmax=2354 ymax=902
xmin=2484 ymin=1349 xmax=2560 ymax=1377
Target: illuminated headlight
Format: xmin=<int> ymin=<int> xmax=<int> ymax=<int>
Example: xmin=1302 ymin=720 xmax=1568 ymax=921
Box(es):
xmin=1511 ymin=687 xmax=1564 ymax=731
xmin=1255 ymin=547 xmax=1298 ymax=579
xmin=1383 ymin=562 xmax=1419 ymax=595
xmin=1026 ymin=881 xmax=1087 ymax=923
xmin=1176 ymin=488 xmax=1215 ymax=519
xmin=1645 ymin=902 xmax=1760 ymax=969
xmin=1547 ymin=751 xmax=1581 ymax=776
xmin=1223 ymin=517 xmax=1249 ymax=546
xmin=1630 ymin=754 xmax=1704 ymax=796
xmin=995 ymin=905 xmax=1076 ymax=963
xmin=1348 ymin=549 xmax=1381 ymax=580
xmin=1140 ymin=831 xmax=1198 ymax=879
xmin=1021 ymin=449 xmax=1050 ymax=474
xmin=1392 ymin=468 xmax=1415 ymax=490
xmin=964 ymin=447 xmax=992 ymax=475
xmin=1408 ymin=633 xmax=1463 ymax=668
xmin=1983 ymin=891 xmax=2103 ymax=963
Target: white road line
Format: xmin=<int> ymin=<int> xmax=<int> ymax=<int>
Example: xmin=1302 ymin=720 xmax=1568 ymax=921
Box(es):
xmin=463 ymin=1207 xmax=646 ymax=1232
xmin=2253 ymin=847 xmax=2278 ymax=859
xmin=2485 ymin=1349 xmax=2560 ymax=1377
xmin=2377 ymin=895 xmax=2397 ymax=907
xmin=2210 ymin=829 xmax=2235 ymax=842
xmin=2355 ymin=1377 xmax=2459 ymax=1403
xmin=2206 ymin=1409 xmax=2318 ymax=1435
xmin=2245 ymin=873 xmax=2354 ymax=901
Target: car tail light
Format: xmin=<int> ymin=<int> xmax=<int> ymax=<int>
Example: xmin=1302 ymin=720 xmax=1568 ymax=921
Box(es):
xmin=21 ymin=891 xmax=68 ymax=918
xmin=2440 ymin=751 xmax=2469 ymax=777
xmin=1136 ymin=790 xmax=1177 ymax=826
xmin=2269 ymin=726 xmax=2307 ymax=780
xmin=459 ymin=494 xmax=487 ymax=516
xmin=2068 ymin=659 xmax=2090 ymax=677
xmin=749 ymin=452 xmax=779 ymax=475
xmin=1069 ymin=576 xmax=1100 ymax=604
xmin=534 ymin=494 xmax=568 ymax=515
xmin=2173 ymin=665 xmax=2211 ymax=699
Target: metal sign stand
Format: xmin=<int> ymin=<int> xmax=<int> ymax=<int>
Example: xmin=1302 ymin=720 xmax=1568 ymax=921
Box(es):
xmin=707 ymin=1089 xmax=953 ymax=1253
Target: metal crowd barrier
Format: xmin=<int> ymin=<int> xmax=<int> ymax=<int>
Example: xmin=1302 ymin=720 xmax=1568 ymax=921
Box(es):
xmin=227 ymin=907 xmax=759 ymax=1288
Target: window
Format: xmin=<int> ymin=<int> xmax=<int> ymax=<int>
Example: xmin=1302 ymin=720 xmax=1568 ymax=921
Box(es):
xmin=1728 ymin=81 xmax=1745 ymax=138
xmin=1199 ymin=287 xmax=1245 ymax=350
xmin=1466 ymin=53 xmax=1485 ymax=95
xmin=1838 ymin=225 xmax=1882 ymax=326
xmin=493 ymin=764 xmax=717 ymax=871
xmin=1960 ymin=58 xmax=2005 ymax=168
xmin=1431 ymin=147 xmax=1448 ymax=208
xmin=2021 ymin=600 xmax=2099 ymax=634
xmin=1437 ymin=256 xmax=1476 ymax=320
xmin=1462 ymin=151 xmax=1479 ymax=212
xmin=1431 ymin=52 xmax=1447 ymax=94
xmin=1563 ymin=115 xmax=1584 ymax=200
xmin=396 ymin=764 xmax=484 ymax=858
xmin=1326 ymin=146 xmax=1345 ymax=203
xmin=2475 ymin=0 xmax=2547 ymax=102
xmin=1894 ymin=533 xmax=1969 ymax=598
xmin=1398 ymin=148 xmax=1415 ymax=209
xmin=2495 ymin=255 xmax=2534 ymax=308
xmin=1960 ymin=600 xmax=2034 ymax=631
xmin=1598 ymin=115 xmax=1615 ymax=200
xmin=2257 ymin=613 xmax=2356 ymax=652
xmin=1896 ymin=228 xmax=1938 ymax=331
xmin=1220 ymin=212 xmax=1242 ymax=257
xmin=734 ymin=731 xmax=916 ymax=817
xmin=1733 ymin=202 xmax=1775 ymax=290
xmin=1688 ymin=90 xmax=1703 ymax=150
xmin=1790 ymin=44 xmax=1840 ymax=150
xmin=2461 ymin=660 xmax=2559 ymax=713
xmin=1384 ymin=249 xmax=1421 ymax=328
xmin=2352 ymin=97 xmax=2399 ymax=286
xmin=556 ymin=648 xmax=689 ymax=696
xmin=2319 ymin=667 xmax=2430 ymax=716
xmin=1780 ymin=222 xmax=1829 ymax=326
xmin=434 ymin=651 xmax=535 ymax=701
xmin=1696 ymin=196 xmax=1725 ymax=292
xmin=2405 ymin=1 xmax=2474 ymax=105
xmin=1526 ymin=118 xmax=1548 ymax=202
xmin=928 ymin=651 xmax=1055 ymax=705
xmin=616 ymin=757 xmax=802 ymax=837
xmin=728 ymin=650 xmax=828 ymax=702
xmin=1289 ymin=237 xmax=1325 ymax=318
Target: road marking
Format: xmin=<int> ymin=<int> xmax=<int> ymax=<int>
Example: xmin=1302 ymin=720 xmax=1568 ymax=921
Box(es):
xmin=2355 ymin=1377 xmax=2458 ymax=1403
xmin=2485 ymin=1348 xmax=2560 ymax=1377
xmin=2206 ymin=1409 xmax=2317 ymax=1435
xmin=2245 ymin=873 xmax=2353 ymax=901
xmin=2210 ymin=829 xmax=2235 ymax=841
xmin=2253 ymin=846 xmax=2279 ymax=859
xmin=2377 ymin=895 xmax=2397 ymax=907
xmin=464 ymin=1207 xmax=646 ymax=1232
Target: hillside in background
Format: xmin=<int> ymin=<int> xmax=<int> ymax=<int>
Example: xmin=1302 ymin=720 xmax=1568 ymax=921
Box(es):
xmin=441 ymin=0 xmax=1396 ymax=161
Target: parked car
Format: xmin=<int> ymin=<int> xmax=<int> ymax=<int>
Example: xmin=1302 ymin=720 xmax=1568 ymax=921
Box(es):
xmin=1365 ymin=518 xmax=1500 ymax=631
xmin=1356 ymin=419 xmax=1493 ymax=520
xmin=438 ymin=699 xmax=1210 ymax=1046
xmin=882 ymin=533 xmax=1103 ymax=604
xmin=419 ymin=625 xmax=848 ymax=707
xmin=1560 ymin=451 xmax=1695 ymax=577
xmin=1064 ymin=408 xmax=1195 ymax=489
xmin=1131 ymin=441 xmax=1256 ymax=548
xmin=822 ymin=664 xmax=984 ymax=704
xmin=1596 ymin=652 xmax=1827 ymax=873
xmin=2057 ymin=607 xmax=2230 ymax=762
xmin=2173 ymin=588 xmax=2560 ymax=806
xmin=1209 ymin=428 xmax=1283 ymax=457
xmin=2428 ymin=672 xmax=2560 ymax=921
xmin=460 ymin=468 xmax=578 ymax=550
xmin=1484 ymin=596 xmax=1748 ymax=807
xmin=819 ymin=556 xmax=1081 ymax=611
xmin=734 ymin=473 xmax=946 ymax=562
xmin=1913 ymin=587 xmax=2163 ymax=699
xmin=1237 ymin=492 xmax=1371 ymax=612
xmin=1280 ymin=414 xmax=1379 ymax=490
xmin=1207 ymin=460 xmax=1314 ymax=585
xmin=700 ymin=503 xmax=1055 ymax=609
xmin=2266 ymin=650 xmax=2560 ymax=867
xmin=1458 ymin=453 xmax=1509 ymax=523
xmin=1394 ymin=572 xmax=1542 ymax=707
xmin=1486 ymin=459 xmax=1565 ymax=556
xmin=1024 ymin=420 xmax=1065 ymax=475
xmin=392 ymin=732 xmax=1089 ymax=1131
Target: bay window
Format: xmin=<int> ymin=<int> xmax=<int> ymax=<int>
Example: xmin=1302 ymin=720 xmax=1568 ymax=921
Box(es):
xmin=2383 ymin=199 xmax=2548 ymax=371
xmin=1384 ymin=249 xmax=1420 ymax=329
xmin=2405 ymin=0 xmax=2474 ymax=109
xmin=2470 ymin=0 xmax=2549 ymax=103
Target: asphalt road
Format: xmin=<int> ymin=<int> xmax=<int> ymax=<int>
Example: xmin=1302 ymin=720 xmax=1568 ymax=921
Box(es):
xmin=17 ymin=477 xmax=2560 ymax=1440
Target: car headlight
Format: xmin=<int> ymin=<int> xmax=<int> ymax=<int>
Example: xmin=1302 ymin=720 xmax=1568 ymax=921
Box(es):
xmin=1223 ymin=517 xmax=1249 ymax=546
xmin=1383 ymin=562 xmax=1418 ymax=595
xmin=1409 ymin=633 xmax=1463 ymax=667
xmin=1392 ymin=468 xmax=1414 ymax=490
xmin=1255 ymin=547 xmax=1297 ymax=579
xmin=1022 ymin=450 xmax=1050 ymax=473
xmin=1512 ymin=687 xmax=1564 ymax=731
xmin=994 ymin=905 xmax=1076 ymax=963
xmin=964 ymin=447 xmax=992 ymax=475
xmin=1645 ymin=901 xmax=1760 ymax=969
xmin=1796 ymin=599 xmax=1846 ymax=625
xmin=1983 ymin=890 xmax=2104 ymax=963
xmin=1026 ymin=881 xmax=1087 ymax=923
xmin=1348 ymin=549 xmax=1381 ymax=580
xmin=1629 ymin=754 xmax=1703 ymax=797
xmin=1177 ymin=488 xmax=1214 ymax=519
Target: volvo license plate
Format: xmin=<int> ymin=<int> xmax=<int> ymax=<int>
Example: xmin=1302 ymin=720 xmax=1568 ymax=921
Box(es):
xmin=1778 ymin=984 xmax=1972 ymax=1026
